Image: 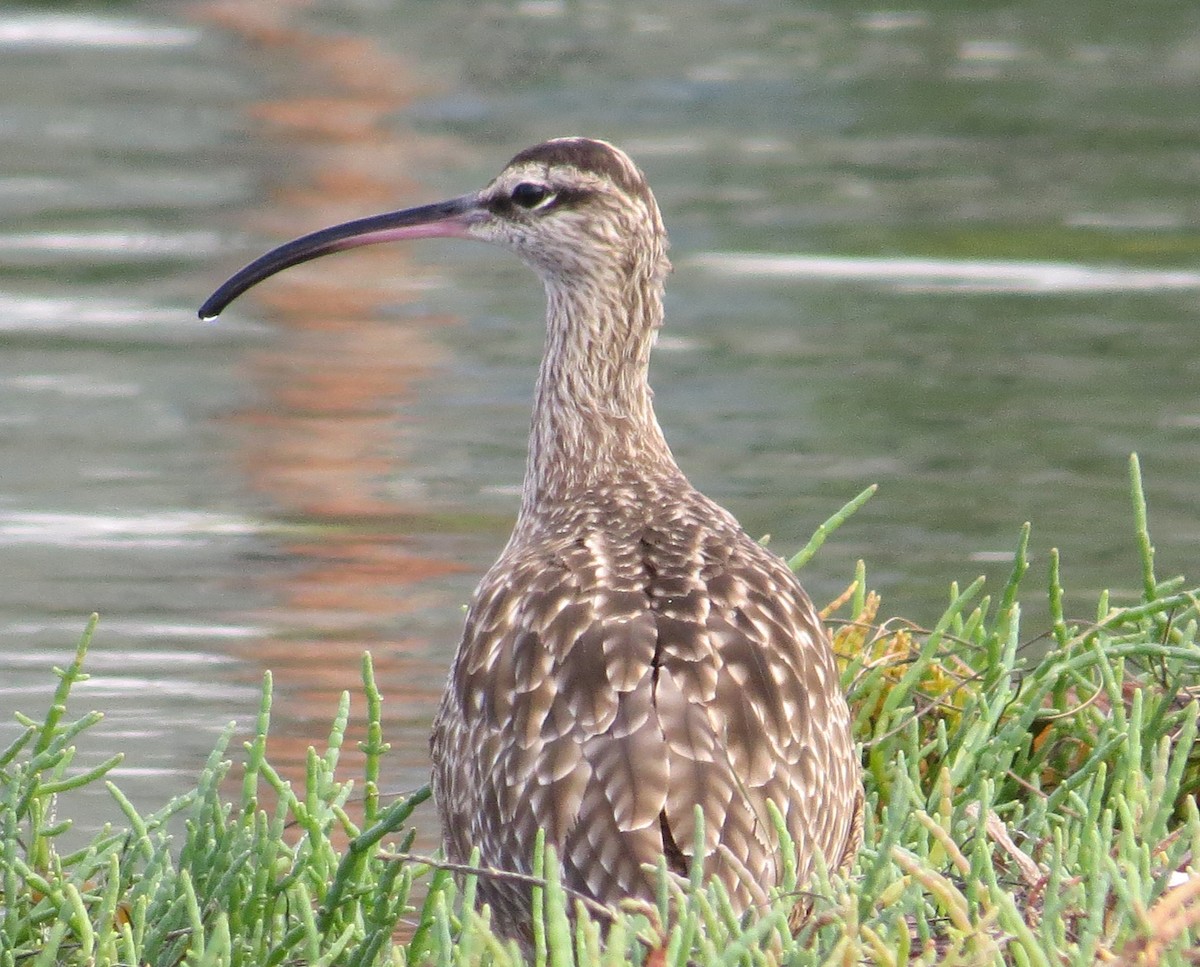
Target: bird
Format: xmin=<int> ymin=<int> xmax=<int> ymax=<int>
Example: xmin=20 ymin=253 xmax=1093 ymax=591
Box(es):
xmin=200 ymin=137 xmax=862 ymax=941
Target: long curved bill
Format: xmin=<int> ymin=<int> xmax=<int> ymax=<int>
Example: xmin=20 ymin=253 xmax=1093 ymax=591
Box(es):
xmin=199 ymin=193 xmax=481 ymax=320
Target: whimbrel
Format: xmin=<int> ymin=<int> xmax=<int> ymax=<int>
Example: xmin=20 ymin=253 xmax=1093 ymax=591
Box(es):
xmin=201 ymin=137 xmax=861 ymax=938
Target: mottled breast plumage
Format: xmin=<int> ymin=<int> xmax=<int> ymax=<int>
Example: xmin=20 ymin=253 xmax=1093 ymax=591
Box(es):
xmin=431 ymin=474 xmax=859 ymax=929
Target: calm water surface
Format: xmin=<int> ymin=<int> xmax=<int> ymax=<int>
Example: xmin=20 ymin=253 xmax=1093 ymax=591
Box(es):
xmin=1 ymin=1 xmax=1198 ymax=837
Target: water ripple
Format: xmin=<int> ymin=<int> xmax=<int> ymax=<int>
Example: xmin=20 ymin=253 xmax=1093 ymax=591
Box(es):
xmin=0 ymin=231 xmax=225 ymax=261
xmin=692 ymin=253 xmax=1200 ymax=294
xmin=0 ymin=622 xmax=263 ymax=643
xmin=0 ymin=511 xmax=265 ymax=549
xmin=0 ymin=14 xmax=198 ymax=49
xmin=0 ymin=292 xmax=179 ymax=330
xmin=0 ymin=292 xmax=266 ymax=336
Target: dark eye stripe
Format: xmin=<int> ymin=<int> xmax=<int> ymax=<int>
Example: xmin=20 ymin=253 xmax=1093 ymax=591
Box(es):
xmin=485 ymin=185 xmax=595 ymax=218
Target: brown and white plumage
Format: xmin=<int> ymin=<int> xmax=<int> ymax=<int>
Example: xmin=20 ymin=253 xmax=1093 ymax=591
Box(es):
xmin=433 ymin=474 xmax=860 ymax=927
xmin=199 ymin=137 xmax=861 ymax=939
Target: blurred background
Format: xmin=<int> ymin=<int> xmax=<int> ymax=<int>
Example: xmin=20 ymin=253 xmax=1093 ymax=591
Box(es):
xmin=1 ymin=0 xmax=1198 ymax=841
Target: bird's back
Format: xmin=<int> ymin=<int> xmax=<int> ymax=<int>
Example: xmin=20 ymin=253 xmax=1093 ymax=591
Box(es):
xmin=430 ymin=470 xmax=860 ymax=931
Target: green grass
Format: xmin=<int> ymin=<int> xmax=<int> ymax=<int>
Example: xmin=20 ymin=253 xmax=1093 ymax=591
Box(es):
xmin=3 ymin=454 xmax=1199 ymax=965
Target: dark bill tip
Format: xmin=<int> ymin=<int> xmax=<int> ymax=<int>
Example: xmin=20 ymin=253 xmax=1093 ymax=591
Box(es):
xmin=198 ymin=194 xmax=480 ymax=320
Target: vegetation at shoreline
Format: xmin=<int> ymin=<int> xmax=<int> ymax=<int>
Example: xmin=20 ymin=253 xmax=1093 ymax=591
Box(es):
xmin=3 ymin=456 xmax=1199 ymax=965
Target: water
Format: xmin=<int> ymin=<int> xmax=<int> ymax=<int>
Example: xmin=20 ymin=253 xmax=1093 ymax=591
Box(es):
xmin=1 ymin=1 xmax=1197 ymax=838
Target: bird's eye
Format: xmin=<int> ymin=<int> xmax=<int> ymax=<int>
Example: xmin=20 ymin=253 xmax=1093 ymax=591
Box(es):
xmin=511 ymin=182 xmax=554 ymax=209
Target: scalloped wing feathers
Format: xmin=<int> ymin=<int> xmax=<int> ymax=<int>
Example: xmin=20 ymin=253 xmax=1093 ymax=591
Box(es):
xmin=431 ymin=482 xmax=859 ymax=927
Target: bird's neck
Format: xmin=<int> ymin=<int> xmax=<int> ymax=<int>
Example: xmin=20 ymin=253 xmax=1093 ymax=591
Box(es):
xmin=516 ymin=265 xmax=682 ymax=524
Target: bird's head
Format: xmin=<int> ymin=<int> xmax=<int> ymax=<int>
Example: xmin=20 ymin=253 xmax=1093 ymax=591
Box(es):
xmin=200 ymin=138 xmax=669 ymax=320
xmin=472 ymin=138 xmax=669 ymax=284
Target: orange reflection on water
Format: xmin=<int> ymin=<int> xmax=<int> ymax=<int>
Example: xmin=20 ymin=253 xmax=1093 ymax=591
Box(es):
xmin=188 ymin=0 xmax=479 ymax=844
